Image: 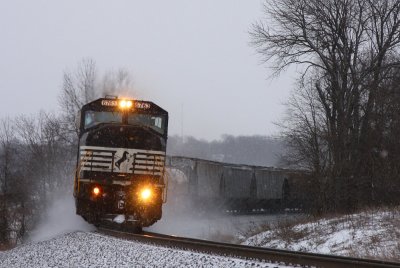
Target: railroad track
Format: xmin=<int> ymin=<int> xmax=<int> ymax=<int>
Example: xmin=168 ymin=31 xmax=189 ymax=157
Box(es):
xmin=97 ymin=228 xmax=400 ymax=268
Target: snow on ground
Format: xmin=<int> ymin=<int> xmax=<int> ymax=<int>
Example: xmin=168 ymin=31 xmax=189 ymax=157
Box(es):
xmin=241 ymin=208 xmax=400 ymax=261
xmin=0 ymin=231 xmax=293 ymax=268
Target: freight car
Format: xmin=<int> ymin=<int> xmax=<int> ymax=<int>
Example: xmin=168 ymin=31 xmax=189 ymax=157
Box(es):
xmin=165 ymin=156 xmax=296 ymax=213
xmin=73 ymin=97 xmax=168 ymax=229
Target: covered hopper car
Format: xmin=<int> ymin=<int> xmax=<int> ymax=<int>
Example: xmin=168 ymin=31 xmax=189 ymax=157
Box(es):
xmin=165 ymin=156 xmax=300 ymax=213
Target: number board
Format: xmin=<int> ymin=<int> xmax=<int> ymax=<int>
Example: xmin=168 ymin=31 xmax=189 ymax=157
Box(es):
xmin=101 ymin=100 xmax=118 ymax=106
xmin=135 ymin=102 xmax=151 ymax=109
xmin=100 ymin=99 xmax=151 ymax=109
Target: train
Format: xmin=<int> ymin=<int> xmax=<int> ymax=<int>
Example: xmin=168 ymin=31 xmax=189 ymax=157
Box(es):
xmin=73 ymin=97 xmax=168 ymax=229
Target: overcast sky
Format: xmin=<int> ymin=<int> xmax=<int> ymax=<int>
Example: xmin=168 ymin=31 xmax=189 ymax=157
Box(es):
xmin=0 ymin=0 xmax=295 ymax=141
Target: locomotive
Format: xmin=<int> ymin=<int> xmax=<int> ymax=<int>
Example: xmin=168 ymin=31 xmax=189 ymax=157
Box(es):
xmin=73 ymin=97 xmax=168 ymax=229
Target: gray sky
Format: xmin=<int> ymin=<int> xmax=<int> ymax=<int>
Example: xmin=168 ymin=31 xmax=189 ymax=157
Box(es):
xmin=0 ymin=0 xmax=295 ymax=141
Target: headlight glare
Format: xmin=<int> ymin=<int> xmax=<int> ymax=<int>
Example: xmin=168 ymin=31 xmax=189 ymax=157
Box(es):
xmin=139 ymin=188 xmax=152 ymax=201
xmin=93 ymin=186 xmax=101 ymax=196
xmin=119 ymin=100 xmax=127 ymax=108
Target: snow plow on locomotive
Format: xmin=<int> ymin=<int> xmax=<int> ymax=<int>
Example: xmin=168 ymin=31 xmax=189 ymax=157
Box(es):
xmin=73 ymin=97 xmax=168 ymax=229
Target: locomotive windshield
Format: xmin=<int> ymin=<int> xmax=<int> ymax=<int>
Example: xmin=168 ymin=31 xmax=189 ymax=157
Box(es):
xmin=128 ymin=114 xmax=166 ymax=134
xmin=83 ymin=109 xmax=167 ymax=135
xmin=84 ymin=111 xmax=122 ymax=129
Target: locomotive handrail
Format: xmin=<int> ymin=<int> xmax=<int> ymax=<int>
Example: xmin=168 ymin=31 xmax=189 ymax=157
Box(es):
xmin=73 ymin=151 xmax=92 ymax=195
xmin=162 ymin=168 xmax=168 ymax=204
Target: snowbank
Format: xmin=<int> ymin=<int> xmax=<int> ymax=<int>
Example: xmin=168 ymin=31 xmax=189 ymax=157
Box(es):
xmin=242 ymin=208 xmax=400 ymax=261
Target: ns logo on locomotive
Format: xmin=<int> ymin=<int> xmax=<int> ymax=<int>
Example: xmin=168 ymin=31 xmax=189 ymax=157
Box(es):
xmin=73 ymin=97 xmax=168 ymax=229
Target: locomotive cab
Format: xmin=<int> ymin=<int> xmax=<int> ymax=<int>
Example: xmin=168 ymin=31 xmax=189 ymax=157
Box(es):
xmin=73 ymin=97 xmax=168 ymax=228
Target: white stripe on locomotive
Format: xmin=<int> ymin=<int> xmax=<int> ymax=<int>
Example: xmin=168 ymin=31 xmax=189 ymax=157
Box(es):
xmin=79 ymin=145 xmax=165 ymax=175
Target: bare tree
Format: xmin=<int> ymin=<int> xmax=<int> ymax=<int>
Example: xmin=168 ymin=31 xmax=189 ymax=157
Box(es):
xmin=252 ymin=0 xmax=400 ymax=211
xmin=59 ymin=59 xmax=135 ymax=145
xmin=15 ymin=112 xmax=71 ymax=208
xmin=59 ymin=58 xmax=97 ymax=143
xmin=0 ymin=113 xmax=72 ymax=246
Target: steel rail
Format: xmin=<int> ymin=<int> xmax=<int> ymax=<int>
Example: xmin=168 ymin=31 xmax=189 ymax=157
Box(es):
xmin=97 ymin=228 xmax=400 ymax=268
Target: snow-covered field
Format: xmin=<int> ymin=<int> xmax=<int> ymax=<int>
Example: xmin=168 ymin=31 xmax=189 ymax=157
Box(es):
xmin=0 ymin=231 xmax=292 ymax=268
xmin=241 ymin=208 xmax=400 ymax=261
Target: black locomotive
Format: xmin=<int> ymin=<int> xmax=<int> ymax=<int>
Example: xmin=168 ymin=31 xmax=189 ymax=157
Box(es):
xmin=73 ymin=97 xmax=168 ymax=229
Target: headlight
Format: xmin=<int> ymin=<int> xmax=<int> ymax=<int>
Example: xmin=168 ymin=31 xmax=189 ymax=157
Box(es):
xmin=139 ymin=187 xmax=152 ymax=201
xmin=119 ymin=100 xmax=127 ymax=108
xmin=92 ymin=186 xmax=101 ymax=196
xmin=119 ymin=100 xmax=133 ymax=109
